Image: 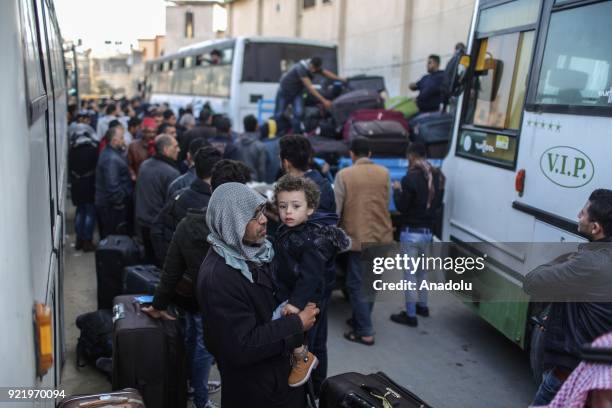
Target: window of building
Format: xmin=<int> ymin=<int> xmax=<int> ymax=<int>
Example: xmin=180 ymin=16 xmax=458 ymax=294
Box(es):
xmin=185 ymin=11 xmax=194 ymax=38
xmin=322 ymin=0 xmax=331 ymax=3
xmin=303 ymin=0 xmax=315 ymax=9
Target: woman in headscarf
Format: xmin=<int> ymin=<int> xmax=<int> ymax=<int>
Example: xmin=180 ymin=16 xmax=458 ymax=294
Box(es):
xmin=196 ymin=182 xmax=319 ymax=408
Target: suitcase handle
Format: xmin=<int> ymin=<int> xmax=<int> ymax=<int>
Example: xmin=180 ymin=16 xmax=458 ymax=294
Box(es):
xmin=78 ymin=396 xmax=144 ymax=407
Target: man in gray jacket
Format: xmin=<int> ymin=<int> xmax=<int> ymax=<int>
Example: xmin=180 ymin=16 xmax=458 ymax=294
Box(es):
xmin=237 ymin=115 xmax=266 ymax=182
xmin=134 ymin=134 xmax=180 ymax=264
xmin=524 ymin=188 xmax=612 ymax=405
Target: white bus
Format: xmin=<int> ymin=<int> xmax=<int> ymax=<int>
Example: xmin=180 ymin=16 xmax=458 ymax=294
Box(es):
xmin=1 ymin=0 xmax=68 ymax=404
xmin=144 ymin=36 xmax=338 ymax=132
xmin=442 ymin=0 xmax=612 ymax=368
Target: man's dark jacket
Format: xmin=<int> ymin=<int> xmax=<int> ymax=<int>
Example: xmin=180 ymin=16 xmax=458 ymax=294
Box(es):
xmin=152 ymin=208 xmax=209 ymax=312
xmin=150 ymin=178 xmax=212 ymax=263
xmin=95 ymin=145 xmax=132 ymax=208
xmin=177 ymin=125 xmax=215 ymax=163
xmin=305 ymin=169 xmax=336 ymax=214
xmin=69 ymin=134 xmax=99 ymax=206
xmin=134 ymin=155 xmax=180 ymax=227
xmin=166 ymin=167 xmax=197 ymax=201
xmin=523 ymin=236 xmax=612 ymax=371
xmin=393 ymin=166 xmax=442 ymax=229
xmin=274 ymin=212 xmax=350 ymax=309
xmin=197 ymin=250 xmax=306 ymax=408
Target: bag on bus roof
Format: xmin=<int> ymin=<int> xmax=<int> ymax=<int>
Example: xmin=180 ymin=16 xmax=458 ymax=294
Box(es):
xmin=331 ymin=89 xmax=384 ymax=127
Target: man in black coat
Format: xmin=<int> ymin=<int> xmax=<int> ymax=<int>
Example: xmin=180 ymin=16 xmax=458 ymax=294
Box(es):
xmin=197 ymin=182 xmax=319 ymax=408
xmin=150 ymin=145 xmax=222 ymax=265
xmin=524 ymin=189 xmax=612 ymax=405
xmin=134 ymin=135 xmax=180 ymax=264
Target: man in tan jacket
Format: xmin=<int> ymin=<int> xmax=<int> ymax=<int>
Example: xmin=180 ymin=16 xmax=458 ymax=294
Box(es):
xmin=334 ymin=137 xmax=393 ymax=345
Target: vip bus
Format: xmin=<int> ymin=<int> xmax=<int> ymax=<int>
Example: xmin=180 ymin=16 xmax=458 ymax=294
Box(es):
xmin=144 ymin=37 xmax=338 ymax=132
xmin=1 ymin=0 xmax=68 ymax=403
xmin=442 ymin=0 xmax=612 ymax=374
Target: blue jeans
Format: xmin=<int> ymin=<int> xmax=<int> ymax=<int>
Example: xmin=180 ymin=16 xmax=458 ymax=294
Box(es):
xmin=532 ymin=369 xmax=563 ymax=406
xmin=400 ymin=228 xmax=433 ymax=317
xmin=75 ymin=203 xmax=96 ymax=241
xmin=345 ymin=251 xmax=375 ymax=337
xmin=184 ymin=312 xmax=214 ymax=408
xmin=274 ymin=90 xmax=304 ymax=133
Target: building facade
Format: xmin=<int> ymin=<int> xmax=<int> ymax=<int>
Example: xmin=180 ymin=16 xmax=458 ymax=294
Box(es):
xmin=226 ymin=0 xmax=475 ymax=96
xmin=138 ymin=36 xmax=166 ymax=61
xmin=165 ymin=0 xmax=227 ymax=54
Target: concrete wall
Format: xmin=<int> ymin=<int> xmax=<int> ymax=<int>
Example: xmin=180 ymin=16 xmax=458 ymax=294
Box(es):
xmin=165 ymin=4 xmax=216 ymax=53
xmin=226 ymin=0 xmax=475 ymax=97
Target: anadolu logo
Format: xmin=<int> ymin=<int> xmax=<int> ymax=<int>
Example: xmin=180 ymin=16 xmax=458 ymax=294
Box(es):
xmin=539 ymin=146 xmax=594 ymax=188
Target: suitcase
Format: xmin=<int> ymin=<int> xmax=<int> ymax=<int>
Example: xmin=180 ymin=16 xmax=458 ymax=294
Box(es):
xmin=346 ymin=75 xmax=387 ymax=94
xmin=123 ymin=265 xmax=162 ymax=295
xmin=343 ymin=109 xmax=409 ymax=141
xmin=112 ymin=295 xmax=187 ymax=408
xmin=332 ymin=89 xmax=384 ymax=127
xmin=409 ymin=112 xmax=453 ymax=159
xmin=309 ymin=135 xmax=349 ymax=158
xmin=346 ymin=120 xmax=409 ymax=157
xmin=320 ymin=371 xmax=432 ymax=408
xmin=58 ymin=388 xmax=144 ymax=407
xmin=96 ymin=235 xmax=141 ymax=309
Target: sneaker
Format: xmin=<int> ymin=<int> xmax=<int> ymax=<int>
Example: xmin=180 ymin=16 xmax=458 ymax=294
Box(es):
xmin=204 ymin=400 xmax=219 ymax=408
xmin=288 ymin=351 xmax=319 ymax=387
xmin=207 ymin=380 xmax=221 ymax=394
xmin=390 ymin=311 xmax=418 ymax=327
xmin=416 ymin=305 xmax=430 ymax=317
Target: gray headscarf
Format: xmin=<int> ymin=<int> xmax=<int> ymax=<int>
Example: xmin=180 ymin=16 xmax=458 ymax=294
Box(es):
xmin=206 ymin=182 xmax=274 ymax=282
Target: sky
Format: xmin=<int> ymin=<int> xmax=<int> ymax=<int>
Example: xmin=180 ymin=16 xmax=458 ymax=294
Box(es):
xmin=54 ymin=0 xmax=167 ymax=57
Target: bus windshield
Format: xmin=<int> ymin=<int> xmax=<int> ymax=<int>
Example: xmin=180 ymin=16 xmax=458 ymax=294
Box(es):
xmin=241 ymin=42 xmax=337 ymax=82
xmin=535 ymin=1 xmax=612 ymax=107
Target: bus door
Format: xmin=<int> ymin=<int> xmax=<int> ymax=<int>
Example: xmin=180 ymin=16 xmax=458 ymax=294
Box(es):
xmin=514 ymin=0 xmax=612 ymax=240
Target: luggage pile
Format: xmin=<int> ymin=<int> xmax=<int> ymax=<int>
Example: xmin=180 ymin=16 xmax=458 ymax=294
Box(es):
xmin=74 ymin=234 xmax=186 ymax=408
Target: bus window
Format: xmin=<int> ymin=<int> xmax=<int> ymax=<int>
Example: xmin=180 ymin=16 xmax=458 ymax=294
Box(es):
xmin=535 ymin=1 xmax=612 ymax=108
xmin=241 ymin=42 xmax=337 ymax=83
xmin=20 ymin=0 xmax=46 ymax=123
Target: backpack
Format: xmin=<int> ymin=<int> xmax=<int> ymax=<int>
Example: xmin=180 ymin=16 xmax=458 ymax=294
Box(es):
xmin=75 ymin=310 xmax=113 ymax=371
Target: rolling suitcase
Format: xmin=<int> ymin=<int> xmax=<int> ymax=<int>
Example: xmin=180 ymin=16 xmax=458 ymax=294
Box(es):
xmin=343 ymin=109 xmax=409 ymax=140
xmin=320 ymin=371 xmax=432 ymax=408
xmin=58 ymin=388 xmax=144 ymax=407
xmin=123 ymin=265 xmax=161 ymax=295
xmin=346 ymin=75 xmax=387 ymax=94
xmin=332 ymin=89 xmax=384 ymax=127
xmin=346 ymin=120 xmax=409 ymax=157
xmin=112 ymin=295 xmax=187 ymax=408
xmin=409 ymin=112 xmax=453 ymax=159
xmin=96 ymin=235 xmax=141 ymax=309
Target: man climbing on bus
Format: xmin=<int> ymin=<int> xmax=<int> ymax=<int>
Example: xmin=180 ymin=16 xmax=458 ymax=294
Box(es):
xmin=524 ymin=188 xmax=612 ymax=405
xmin=275 ymin=57 xmax=345 ymax=133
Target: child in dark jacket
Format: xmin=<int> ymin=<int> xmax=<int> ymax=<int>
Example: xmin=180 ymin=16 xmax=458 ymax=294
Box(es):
xmin=272 ymin=174 xmax=351 ymax=389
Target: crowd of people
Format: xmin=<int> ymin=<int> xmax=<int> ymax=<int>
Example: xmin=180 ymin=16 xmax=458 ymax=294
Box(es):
xmin=67 ymin=94 xmax=612 ymax=408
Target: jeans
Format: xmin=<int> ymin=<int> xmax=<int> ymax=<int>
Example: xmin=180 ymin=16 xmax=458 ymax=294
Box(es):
xmin=274 ymin=90 xmax=305 ymax=134
xmin=75 ymin=203 xmax=96 ymax=241
xmin=400 ymin=228 xmax=433 ymax=317
xmin=345 ymin=251 xmax=375 ymax=337
xmin=184 ymin=312 xmax=215 ymax=408
xmin=307 ymin=293 xmax=330 ymax=396
xmin=532 ymin=368 xmax=563 ymax=406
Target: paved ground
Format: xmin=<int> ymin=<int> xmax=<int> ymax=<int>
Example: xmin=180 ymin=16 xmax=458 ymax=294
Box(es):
xmin=60 ymin=207 xmax=536 ymax=407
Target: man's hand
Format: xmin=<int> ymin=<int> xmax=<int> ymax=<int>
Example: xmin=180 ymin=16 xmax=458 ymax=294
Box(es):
xmin=298 ymin=303 xmax=319 ymax=331
xmin=282 ymin=303 xmax=301 ymax=316
xmin=392 ymin=181 xmax=402 ymax=191
xmin=322 ymin=99 xmax=332 ymax=110
xmin=142 ymin=305 xmax=177 ymax=321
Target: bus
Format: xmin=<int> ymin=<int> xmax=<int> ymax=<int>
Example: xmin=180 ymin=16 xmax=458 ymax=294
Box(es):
xmin=442 ymin=0 xmax=612 ymax=373
xmin=144 ymin=36 xmax=338 ymax=132
xmin=1 ymin=0 xmax=68 ymax=404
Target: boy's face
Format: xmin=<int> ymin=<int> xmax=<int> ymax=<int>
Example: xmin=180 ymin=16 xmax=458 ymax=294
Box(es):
xmin=277 ymin=190 xmax=314 ymax=228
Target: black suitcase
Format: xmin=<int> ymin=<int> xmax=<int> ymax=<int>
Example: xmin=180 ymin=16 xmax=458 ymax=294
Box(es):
xmin=332 ymin=89 xmax=384 ymax=127
xmin=112 ymin=295 xmax=187 ymax=408
xmin=347 ymin=120 xmax=409 ymax=157
xmin=123 ymin=265 xmax=162 ymax=295
xmin=346 ymin=75 xmax=387 ymax=94
xmin=409 ymin=112 xmax=453 ymax=159
xmin=96 ymin=235 xmax=141 ymax=309
xmin=320 ymin=371 xmax=432 ymax=408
